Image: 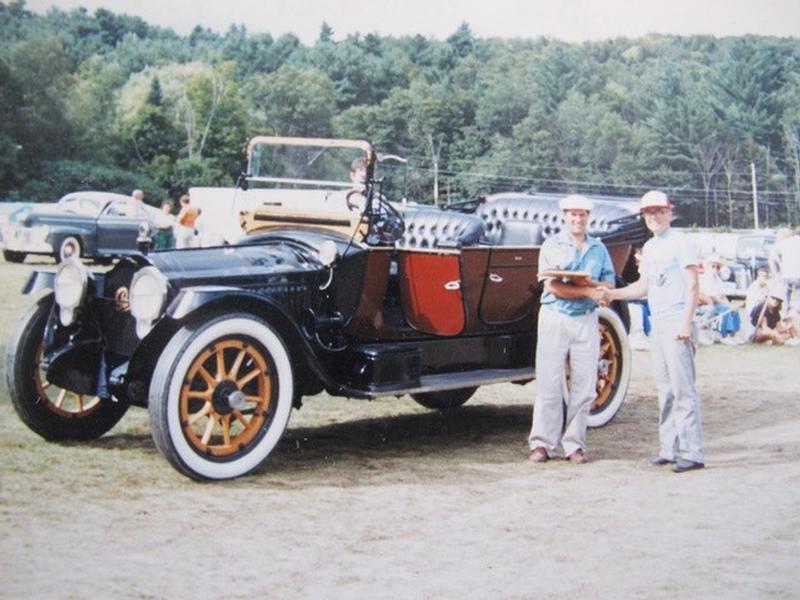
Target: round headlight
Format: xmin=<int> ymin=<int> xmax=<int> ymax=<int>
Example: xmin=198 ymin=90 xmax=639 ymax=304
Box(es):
xmin=54 ymin=259 xmax=88 ymax=325
xmin=129 ymin=267 xmax=168 ymax=337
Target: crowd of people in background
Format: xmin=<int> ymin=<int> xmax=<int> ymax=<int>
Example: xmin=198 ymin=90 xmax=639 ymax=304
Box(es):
xmin=628 ymin=226 xmax=800 ymax=349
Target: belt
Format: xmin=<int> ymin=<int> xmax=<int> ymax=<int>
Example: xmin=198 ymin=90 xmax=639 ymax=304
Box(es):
xmin=543 ymin=304 xmax=596 ymax=317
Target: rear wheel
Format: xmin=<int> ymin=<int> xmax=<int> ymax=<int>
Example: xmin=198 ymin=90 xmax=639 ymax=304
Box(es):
xmin=149 ymin=314 xmax=294 ymax=481
xmin=587 ymin=306 xmax=631 ymax=427
xmin=411 ymin=386 xmax=478 ymax=411
xmin=5 ymin=294 xmax=129 ymax=440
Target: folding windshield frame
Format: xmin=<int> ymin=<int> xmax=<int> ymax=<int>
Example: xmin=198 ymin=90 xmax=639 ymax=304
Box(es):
xmin=245 ymin=136 xmax=376 ymax=189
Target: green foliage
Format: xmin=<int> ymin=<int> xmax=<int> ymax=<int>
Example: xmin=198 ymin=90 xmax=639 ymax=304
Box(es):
xmin=1 ymin=5 xmax=799 ymax=225
xmin=15 ymin=159 xmax=163 ymax=204
xmin=244 ymin=64 xmax=336 ymax=136
xmin=170 ymin=157 xmax=231 ymax=195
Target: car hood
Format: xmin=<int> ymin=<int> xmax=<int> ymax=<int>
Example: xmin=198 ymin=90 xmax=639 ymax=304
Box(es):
xmin=145 ymin=242 xmax=321 ymax=288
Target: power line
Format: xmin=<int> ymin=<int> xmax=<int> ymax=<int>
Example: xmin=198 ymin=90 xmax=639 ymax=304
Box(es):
xmin=393 ymin=164 xmax=800 ymax=199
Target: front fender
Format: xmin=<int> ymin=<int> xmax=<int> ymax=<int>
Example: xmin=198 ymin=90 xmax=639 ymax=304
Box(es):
xmin=22 ymin=270 xmax=57 ymax=295
xmin=128 ymin=287 xmax=338 ymax=402
xmin=166 ymin=285 xmax=248 ymax=320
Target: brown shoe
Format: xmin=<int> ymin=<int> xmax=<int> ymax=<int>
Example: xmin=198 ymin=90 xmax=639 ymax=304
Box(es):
xmin=529 ymin=447 xmax=549 ymax=463
xmin=567 ymin=449 xmax=588 ymax=464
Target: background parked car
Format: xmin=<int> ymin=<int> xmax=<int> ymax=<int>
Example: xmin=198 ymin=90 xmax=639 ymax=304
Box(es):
xmin=0 ymin=201 xmax=33 ymax=256
xmin=1 ymin=191 xmax=160 ymax=263
xmin=735 ymin=231 xmax=776 ymax=281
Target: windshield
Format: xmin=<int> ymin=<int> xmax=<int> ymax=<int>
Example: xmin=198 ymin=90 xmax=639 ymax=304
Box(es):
xmin=247 ymin=137 xmax=373 ymax=189
xmin=737 ymin=235 xmax=774 ymax=257
xmin=60 ymin=197 xmax=104 ymax=217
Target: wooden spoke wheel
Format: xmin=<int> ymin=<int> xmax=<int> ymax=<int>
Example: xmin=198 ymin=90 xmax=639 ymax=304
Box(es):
xmin=561 ymin=307 xmax=631 ymax=428
xmin=149 ymin=314 xmax=294 ymax=481
xmin=5 ymin=294 xmax=129 ymax=441
xmin=179 ymin=338 xmax=275 ymax=458
xmin=34 ymin=346 xmax=103 ymax=418
xmin=588 ymin=307 xmax=631 ymax=428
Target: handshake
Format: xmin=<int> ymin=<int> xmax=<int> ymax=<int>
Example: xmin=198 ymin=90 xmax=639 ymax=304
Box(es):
xmin=588 ymin=284 xmax=615 ymax=307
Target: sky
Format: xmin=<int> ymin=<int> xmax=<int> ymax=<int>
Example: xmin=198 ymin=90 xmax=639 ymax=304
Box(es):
xmin=23 ymin=0 xmax=800 ymax=43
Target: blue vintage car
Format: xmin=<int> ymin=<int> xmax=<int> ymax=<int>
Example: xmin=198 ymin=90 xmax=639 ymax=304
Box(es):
xmin=1 ymin=191 xmax=160 ymax=263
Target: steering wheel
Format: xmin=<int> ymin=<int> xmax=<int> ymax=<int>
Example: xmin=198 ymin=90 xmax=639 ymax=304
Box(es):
xmin=345 ymin=189 xmax=366 ymax=212
xmin=366 ymin=194 xmax=405 ymax=246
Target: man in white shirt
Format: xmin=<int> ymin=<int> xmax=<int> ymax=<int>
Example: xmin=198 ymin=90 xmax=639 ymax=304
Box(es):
xmin=604 ymin=191 xmax=704 ymax=474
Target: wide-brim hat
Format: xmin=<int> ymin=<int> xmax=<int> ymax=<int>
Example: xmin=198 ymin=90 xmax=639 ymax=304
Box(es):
xmin=559 ymin=194 xmax=593 ymax=211
xmin=768 ymin=283 xmax=786 ymax=303
xmin=640 ymin=190 xmax=673 ymax=211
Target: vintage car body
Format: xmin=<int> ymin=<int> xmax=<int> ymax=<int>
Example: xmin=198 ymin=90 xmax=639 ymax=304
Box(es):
xmin=1 ymin=191 xmax=159 ymax=263
xmin=5 ymin=136 xmax=648 ymax=480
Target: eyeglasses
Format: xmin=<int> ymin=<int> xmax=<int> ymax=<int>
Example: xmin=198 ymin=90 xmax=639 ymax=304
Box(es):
xmin=641 ymin=208 xmax=670 ymax=216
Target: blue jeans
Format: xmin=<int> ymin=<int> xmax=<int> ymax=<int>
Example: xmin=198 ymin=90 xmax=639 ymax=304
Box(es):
xmin=712 ymin=304 xmax=741 ymax=337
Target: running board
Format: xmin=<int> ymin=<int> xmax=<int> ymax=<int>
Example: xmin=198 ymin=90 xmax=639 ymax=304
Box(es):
xmin=340 ymin=367 xmax=536 ymax=399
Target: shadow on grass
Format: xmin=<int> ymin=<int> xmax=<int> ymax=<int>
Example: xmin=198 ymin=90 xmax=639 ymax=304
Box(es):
xmin=50 ymin=379 xmax=799 ymax=483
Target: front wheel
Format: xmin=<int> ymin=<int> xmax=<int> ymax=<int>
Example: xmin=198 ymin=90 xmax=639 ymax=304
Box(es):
xmin=56 ymin=236 xmax=82 ymax=263
xmin=3 ymin=249 xmax=26 ymax=263
xmin=5 ymin=294 xmax=129 ymax=440
xmin=587 ymin=306 xmax=631 ymax=428
xmin=149 ymin=314 xmax=294 ymax=481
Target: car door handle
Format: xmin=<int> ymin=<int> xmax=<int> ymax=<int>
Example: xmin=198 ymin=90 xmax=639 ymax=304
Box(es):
xmin=444 ymin=280 xmax=461 ymax=291
xmin=489 ymin=273 xmax=503 ymax=283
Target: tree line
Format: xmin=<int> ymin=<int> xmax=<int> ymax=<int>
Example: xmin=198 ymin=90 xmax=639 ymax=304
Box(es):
xmin=1 ymin=0 xmax=799 ymax=228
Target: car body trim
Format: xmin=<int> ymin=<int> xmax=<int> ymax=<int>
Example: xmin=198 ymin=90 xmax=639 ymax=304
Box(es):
xmin=341 ymin=366 xmax=536 ymax=399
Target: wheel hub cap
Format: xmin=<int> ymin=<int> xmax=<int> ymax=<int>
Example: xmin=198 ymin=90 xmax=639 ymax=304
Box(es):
xmin=212 ymin=380 xmax=243 ymax=415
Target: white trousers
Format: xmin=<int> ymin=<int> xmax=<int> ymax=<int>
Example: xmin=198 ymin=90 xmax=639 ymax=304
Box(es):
xmin=650 ymin=319 xmax=704 ymax=463
xmin=175 ymin=224 xmax=198 ymax=249
xmin=528 ymin=307 xmax=599 ymax=457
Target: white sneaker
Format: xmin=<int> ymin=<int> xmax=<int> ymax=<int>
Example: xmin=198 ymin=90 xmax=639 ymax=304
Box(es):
xmin=785 ymin=338 xmax=800 ymax=346
xmin=720 ymin=337 xmax=740 ymax=346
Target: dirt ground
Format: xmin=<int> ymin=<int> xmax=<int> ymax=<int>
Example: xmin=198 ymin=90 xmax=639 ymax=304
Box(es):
xmin=0 ymin=260 xmax=798 ymax=599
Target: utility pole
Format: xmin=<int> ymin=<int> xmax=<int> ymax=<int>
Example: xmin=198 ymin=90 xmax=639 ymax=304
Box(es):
xmin=428 ymin=134 xmax=443 ymax=207
xmin=750 ymin=162 xmax=759 ymax=230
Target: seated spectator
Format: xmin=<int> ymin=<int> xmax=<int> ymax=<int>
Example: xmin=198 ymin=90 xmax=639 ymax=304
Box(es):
xmin=699 ymin=255 xmax=742 ymax=344
xmin=744 ymin=267 xmax=770 ymax=315
xmin=749 ymin=289 xmax=800 ymax=346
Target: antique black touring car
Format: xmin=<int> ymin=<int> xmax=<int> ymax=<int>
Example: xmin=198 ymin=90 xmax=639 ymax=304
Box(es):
xmin=5 ymin=136 xmax=648 ymax=480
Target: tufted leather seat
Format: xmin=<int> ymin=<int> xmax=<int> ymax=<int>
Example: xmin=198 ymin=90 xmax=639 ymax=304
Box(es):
xmin=477 ymin=193 xmax=638 ymax=245
xmin=396 ymin=208 xmax=485 ymax=250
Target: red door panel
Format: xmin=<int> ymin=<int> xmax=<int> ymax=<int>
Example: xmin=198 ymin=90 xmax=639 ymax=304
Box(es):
xmin=398 ymin=251 xmax=465 ymax=336
xmin=479 ymin=248 xmax=540 ymax=325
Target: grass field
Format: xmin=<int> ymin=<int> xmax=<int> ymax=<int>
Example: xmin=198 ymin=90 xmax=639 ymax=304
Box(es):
xmin=1 ymin=255 xmax=798 ymax=599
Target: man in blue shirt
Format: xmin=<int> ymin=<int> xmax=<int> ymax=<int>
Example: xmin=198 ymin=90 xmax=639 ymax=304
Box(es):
xmin=528 ymin=195 xmax=615 ymax=464
xmin=605 ymin=190 xmax=704 ymax=473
